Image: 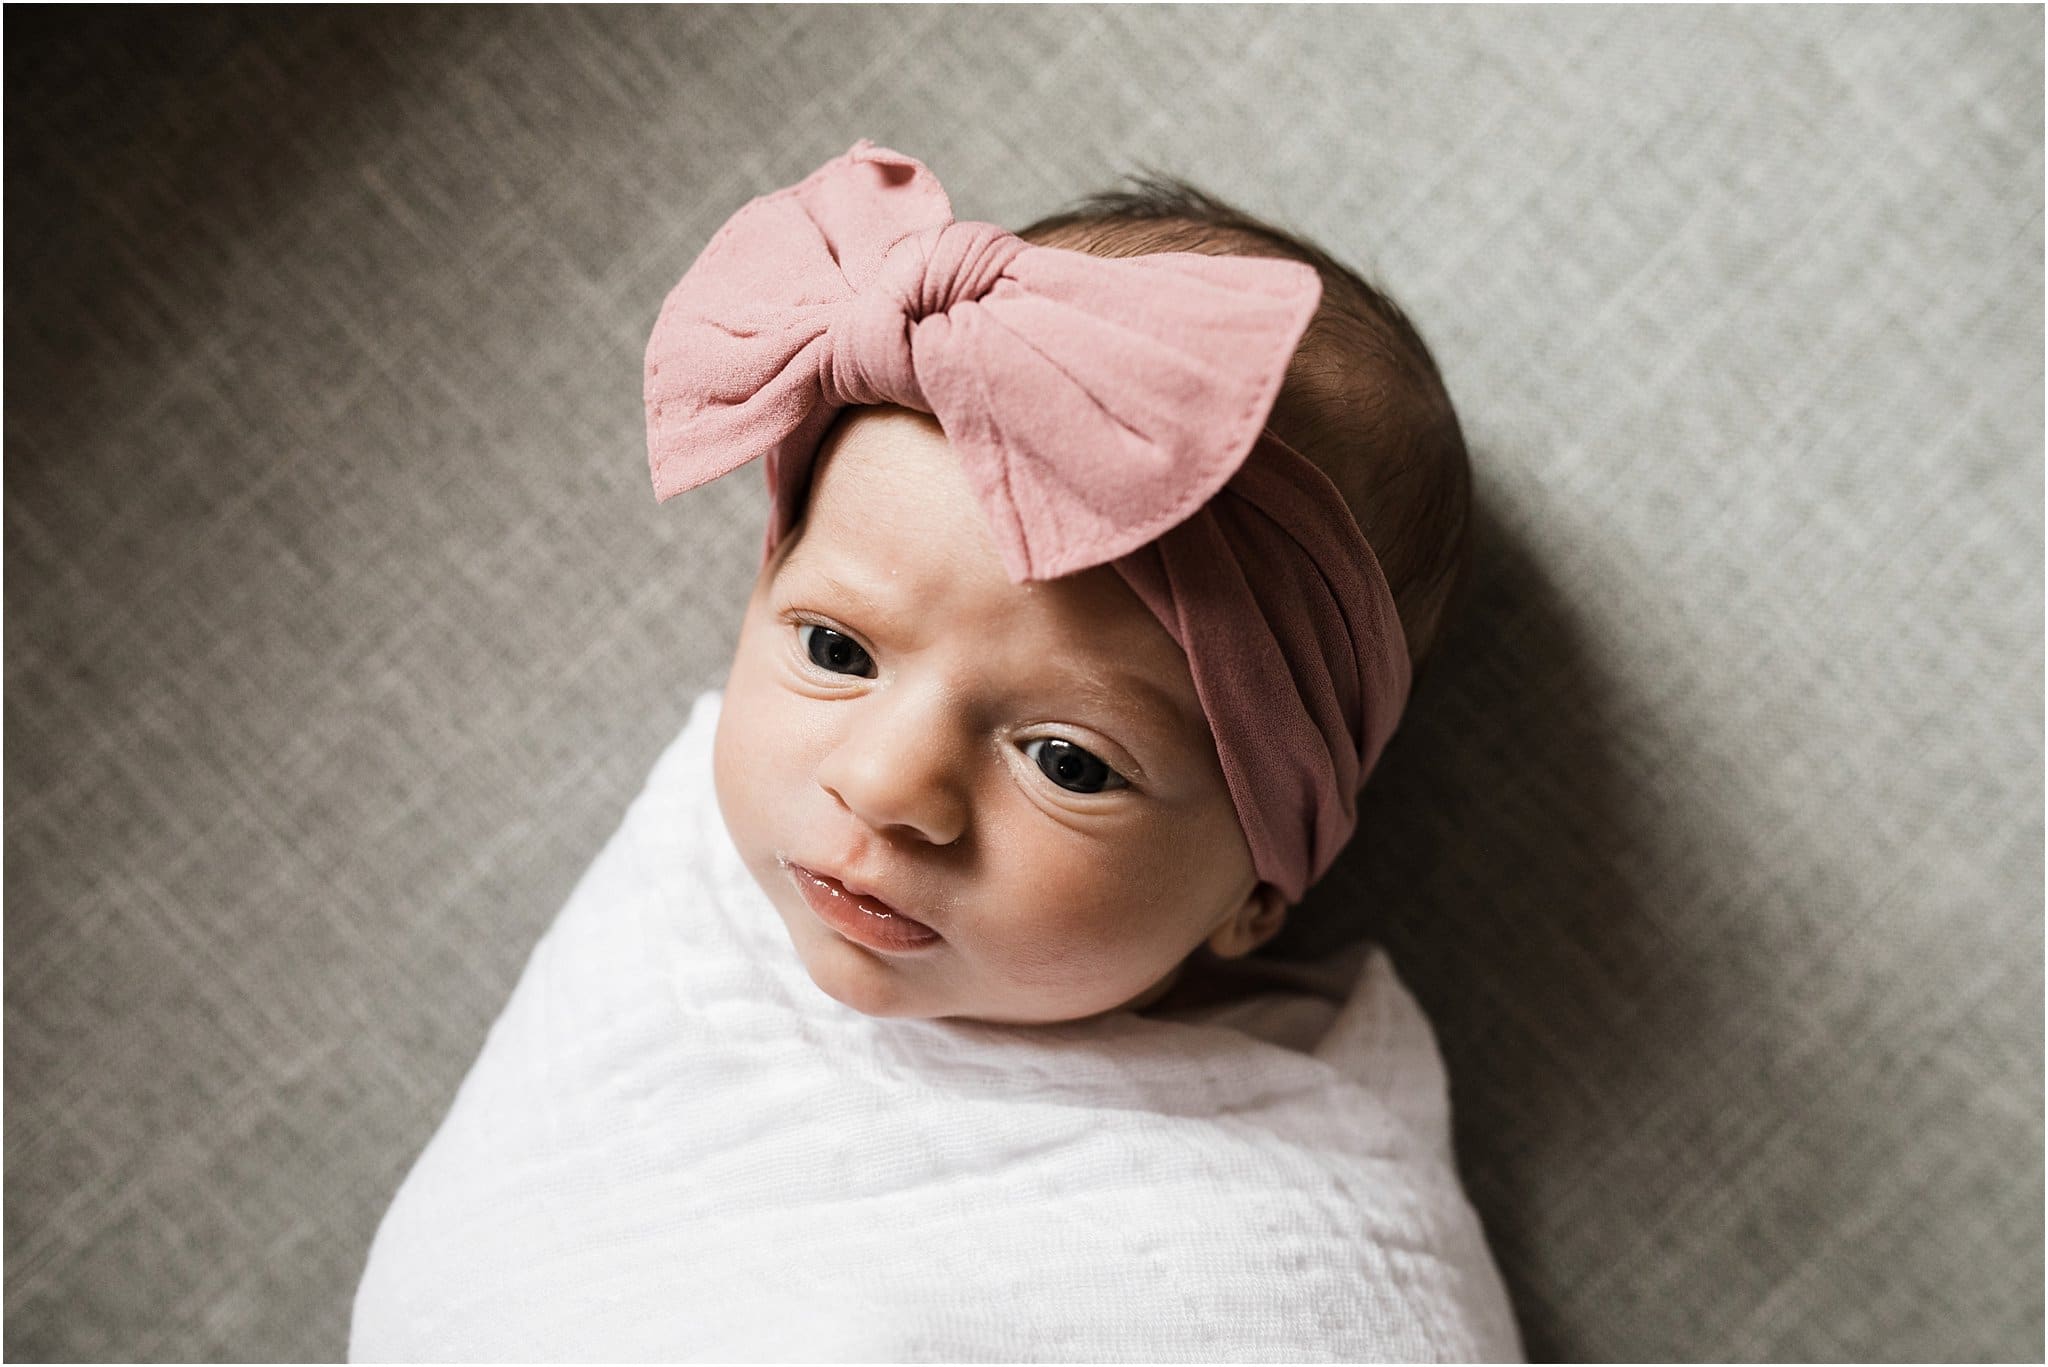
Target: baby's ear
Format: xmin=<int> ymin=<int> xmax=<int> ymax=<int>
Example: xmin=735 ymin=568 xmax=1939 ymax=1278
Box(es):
xmin=1207 ymin=882 xmax=1289 ymax=960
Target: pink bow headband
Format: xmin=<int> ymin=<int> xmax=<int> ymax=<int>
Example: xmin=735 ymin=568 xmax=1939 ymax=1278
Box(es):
xmin=645 ymin=139 xmax=1411 ymax=903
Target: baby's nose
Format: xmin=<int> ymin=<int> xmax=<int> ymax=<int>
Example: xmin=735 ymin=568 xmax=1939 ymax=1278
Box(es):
xmin=814 ymin=698 xmax=970 ymax=847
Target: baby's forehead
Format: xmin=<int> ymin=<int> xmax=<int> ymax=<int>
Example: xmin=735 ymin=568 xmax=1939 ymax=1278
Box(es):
xmin=781 ymin=521 xmax=1161 ymax=658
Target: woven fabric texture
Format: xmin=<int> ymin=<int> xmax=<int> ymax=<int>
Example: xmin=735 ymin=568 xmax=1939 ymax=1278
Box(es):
xmin=5 ymin=6 xmax=2040 ymax=1361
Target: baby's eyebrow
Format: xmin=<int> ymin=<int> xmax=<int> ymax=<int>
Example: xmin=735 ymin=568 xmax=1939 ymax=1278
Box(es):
xmin=1057 ymin=666 xmax=1200 ymax=749
xmin=810 ymin=569 xmax=889 ymax=620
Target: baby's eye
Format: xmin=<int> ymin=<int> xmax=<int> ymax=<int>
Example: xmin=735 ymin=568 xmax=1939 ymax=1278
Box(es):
xmin=797 ymin=624 xmax=875 ymax=678
xmin=1022 ymin=738 xmax=1127 ymax=795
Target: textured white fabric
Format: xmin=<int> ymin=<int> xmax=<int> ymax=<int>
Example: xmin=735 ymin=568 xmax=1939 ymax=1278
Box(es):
xmin=348 ymin=690 xmax=1523 ymax=1363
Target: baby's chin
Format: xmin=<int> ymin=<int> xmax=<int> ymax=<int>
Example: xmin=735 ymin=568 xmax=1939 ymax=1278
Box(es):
xmin=776 ymin=900 xmax=935 ymax=1019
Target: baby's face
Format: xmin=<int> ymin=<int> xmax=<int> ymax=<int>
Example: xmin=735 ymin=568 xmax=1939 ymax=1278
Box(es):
xmin=712 ymin=406 xmax=1282 ymax=1025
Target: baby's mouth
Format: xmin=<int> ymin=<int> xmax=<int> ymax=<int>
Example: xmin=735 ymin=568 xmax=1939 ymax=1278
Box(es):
xmin=783 ymin=861 xmax=942 ymax=952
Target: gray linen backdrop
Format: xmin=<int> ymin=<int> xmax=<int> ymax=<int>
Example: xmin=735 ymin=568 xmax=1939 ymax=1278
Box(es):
xmin=6 ymin=5 xmax=2041 ymax=1361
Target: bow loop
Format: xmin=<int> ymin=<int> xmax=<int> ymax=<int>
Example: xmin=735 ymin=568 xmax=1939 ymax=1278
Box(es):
xmin=643 ymin=141 xmax=954 ymax=500
xmin=917 ymin=244 xmax=1324 ymax=579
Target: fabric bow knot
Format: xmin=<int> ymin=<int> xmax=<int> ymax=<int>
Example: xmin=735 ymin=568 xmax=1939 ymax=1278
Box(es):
xmin=645 ymin=139 xmax=1412 ymax=905
xmin=823 ymin=221 xmax=1022 ymax=410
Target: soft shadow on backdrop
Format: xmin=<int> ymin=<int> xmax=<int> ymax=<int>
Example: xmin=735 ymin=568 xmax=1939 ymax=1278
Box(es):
xmin=6 ymin=6 xmax=2040 ymax=1361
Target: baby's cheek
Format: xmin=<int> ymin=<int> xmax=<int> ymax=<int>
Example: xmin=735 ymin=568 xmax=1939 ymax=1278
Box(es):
xmin=713 ymin=659 xmax=801 ymax=859
xmin=982 ymin=821 xmax=1195 ymax=984
xmin=710 ymin=694 xmax=764 ymax=857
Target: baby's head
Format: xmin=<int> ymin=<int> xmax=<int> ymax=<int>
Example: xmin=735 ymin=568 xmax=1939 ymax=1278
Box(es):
xmin=668 ymin=152 xmax=1471 ymax=1026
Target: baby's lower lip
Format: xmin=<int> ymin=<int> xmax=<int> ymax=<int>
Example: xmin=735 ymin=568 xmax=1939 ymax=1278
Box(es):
xmin=788 ymin=865 xmax=942 ymax=953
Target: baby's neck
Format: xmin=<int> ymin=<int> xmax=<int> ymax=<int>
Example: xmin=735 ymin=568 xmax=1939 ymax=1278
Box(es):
xmin=1136 ymin=942 xmax=1371 ymax=1018
xmin=1132 ymin=950 xmax=1248 ymax=1017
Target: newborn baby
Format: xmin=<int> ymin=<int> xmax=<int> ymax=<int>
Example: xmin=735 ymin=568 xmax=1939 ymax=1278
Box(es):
xmin=350 ymin=140 xmax=1520 ymax=1362
xmin=713 ymin=176 xmax=1466 ymax=1029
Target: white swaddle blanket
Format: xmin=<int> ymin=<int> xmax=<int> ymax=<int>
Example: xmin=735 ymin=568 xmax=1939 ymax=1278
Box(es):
xmin=350 ymin=691 xmax=1523 ymax=1362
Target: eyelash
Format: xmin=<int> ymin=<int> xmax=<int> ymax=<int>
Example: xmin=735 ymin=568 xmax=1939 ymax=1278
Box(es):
xmin=791 ymin=621 xmax=1129 ymax=795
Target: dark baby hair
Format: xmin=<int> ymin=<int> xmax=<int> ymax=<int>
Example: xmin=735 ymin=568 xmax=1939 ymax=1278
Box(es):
xmin=1014 ymin=174 xmax=1473 ymax=689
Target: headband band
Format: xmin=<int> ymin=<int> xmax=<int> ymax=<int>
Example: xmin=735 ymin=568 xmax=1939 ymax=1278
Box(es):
xmin=1109 ymin=431 xmax=1409 ymax=902
xmin=645 ymin=138 xmax=1412 ymax=903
